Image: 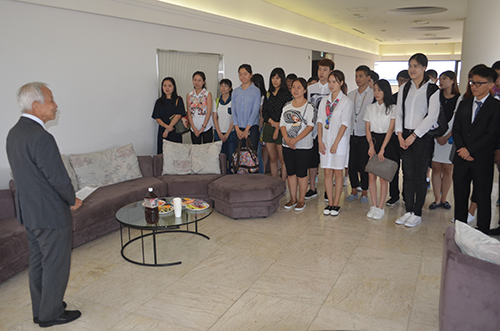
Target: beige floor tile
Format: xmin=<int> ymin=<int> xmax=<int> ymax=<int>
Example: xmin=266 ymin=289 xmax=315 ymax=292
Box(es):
xmin=249 ymin=262 xmax=340 ymax=305
xmin=135 ymin=278 xmax=244 ymax=330
xmin=65 ymin=256 xmax=119 ymax=296
xmin=109 ymin=313 xmax=198 ymax=330
xmin=208 ymin=291 xmax=320 ymax=331
xmin=222 ymin=230 xmax=298 ymax=260
xmin=184 ymin=246 xmax=274 ymax=290
xmin=309 ymin=306 xmax=407 ymax=331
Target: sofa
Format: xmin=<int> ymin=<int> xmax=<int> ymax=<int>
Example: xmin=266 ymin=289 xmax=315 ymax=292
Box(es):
xmin=0 ymin=150 xmax=227 ymax=284
xmin=439 ymin=226 xmax=500 ymax=331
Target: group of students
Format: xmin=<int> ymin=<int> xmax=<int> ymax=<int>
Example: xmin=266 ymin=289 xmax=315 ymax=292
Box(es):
xmin=151 ymin=55 xmax=500 ymax=234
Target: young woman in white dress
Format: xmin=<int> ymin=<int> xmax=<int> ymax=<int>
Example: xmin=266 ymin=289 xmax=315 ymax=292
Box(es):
xmin=317 ymin=70 xmax=353 ymax=216
xmin=364 ymin=79 xmax=397 ymax=220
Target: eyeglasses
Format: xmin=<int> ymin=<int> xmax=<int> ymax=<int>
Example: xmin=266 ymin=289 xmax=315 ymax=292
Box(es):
xmin=469 ymin=80 xmax=490 ymax=87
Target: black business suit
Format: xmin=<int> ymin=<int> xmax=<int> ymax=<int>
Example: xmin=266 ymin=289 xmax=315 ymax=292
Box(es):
xmin=6 ymin=116 xmax=75 ymax=321
xmin=452 ymin=96 xmax=500 ymax=233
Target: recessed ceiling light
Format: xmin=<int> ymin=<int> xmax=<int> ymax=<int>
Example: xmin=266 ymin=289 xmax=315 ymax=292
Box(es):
xmin=352 ymin=28 xmax=365 ymax=34
xmin=389 ymin=6 xmax=447 ymax=15
xmin=413 ymin=20 xmax=430 ymax=25
xmin=408 ymin=26 xmax=450 ymax=31
xmin=416 ymin=36 xmax=452 ymax=40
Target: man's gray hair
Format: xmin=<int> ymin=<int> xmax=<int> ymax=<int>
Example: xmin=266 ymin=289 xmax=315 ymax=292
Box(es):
xmin=17 ymin=82 xmax=48 ymax=113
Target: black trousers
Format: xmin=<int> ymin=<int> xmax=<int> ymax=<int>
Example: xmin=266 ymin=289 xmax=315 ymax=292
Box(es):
xmin=453 ymin=158 xmax=494 ymax=233
xmin=401 ymin=130 xmax=433 ymax=216
xmin=389 ymin=133 xmax=402 ymax=199
xmin=191 ymin=129 xmax=213 ymax=144
xmin=348 ymin=135 xmax=369 ymax=191
xmin=26 ymin=225 xmax=72 ymax=321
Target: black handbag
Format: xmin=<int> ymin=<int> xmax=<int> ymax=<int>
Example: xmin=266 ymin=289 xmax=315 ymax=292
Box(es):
xmin=169 ymin=98 xmax=190 ymax=135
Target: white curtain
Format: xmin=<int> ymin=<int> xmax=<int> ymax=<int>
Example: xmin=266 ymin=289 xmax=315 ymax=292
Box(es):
xmin=157 ymin=50 xmax=222 ymax=101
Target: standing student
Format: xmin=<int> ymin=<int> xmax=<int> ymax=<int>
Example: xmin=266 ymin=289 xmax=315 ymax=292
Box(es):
xmin=347 ymin=65 xmax=373 ymax=203
xmin=262 ymin=67 xmax=293 ymax=180
xmin=395 ymin=53 xmax=440 ymax=228
xmin=430 ymin=71 xmax=461 ymax=210
xmin=232 ymin=64 xmax=261 ymax=150
xmin=368 ymin=70 xmax=379 ymax=89
xmin=286 ymin=73 xmax=297 ymax=92
xmin=364 ymin=79 xmax=397 ymax=220
xmin=6 ymin=82 xmax=82 ymax=327
xmin=280 ymin=78 xmax=317 ymax=211
xmin=452 ymin=67 xmax=500 ymax=235
xmin=387 ymin=70 xmax=410 ymax=206
xmin=187 ymin=71 xmax=213 ymax=144
xmin=306 ymin=58 xmax=335 ymax=199
xmin=152 ymin=77 xmax=186 ymax=154
xmin=213 ymin=79 xmax=235 ymax=173
xmin=426 ymin=70 xmax=438 ymax=84
xmin=318 ymin=70 xmax=353 ymax=216
xmin=251 ymin=73 xmax=268 ymax=173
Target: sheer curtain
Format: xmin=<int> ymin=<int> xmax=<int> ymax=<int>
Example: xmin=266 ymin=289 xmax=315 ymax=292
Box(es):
xmin=157 ymin=50 xmax=222 ymax=101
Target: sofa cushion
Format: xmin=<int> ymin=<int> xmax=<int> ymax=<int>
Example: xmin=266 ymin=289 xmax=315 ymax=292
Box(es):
xmin=61 ymin=154 xmax=79 ymax=191
xmin=162 ymin=141 xmax=192 ymax=175
xmin=0 ymin=217 xmax=29 ymax=273
xmin=0 ymin=189 xmax=15 ymax=220
xmin=71 ymin=177 xmax=167 ymax=232
xmin=159 ymin=174 xmax=222 ymax=198
xmin=191 ymin=141 xmax=222 ymax=174
xmin=454 ymin=221 xmax=500 ymax=265
xmin=208 ymin=174 xmax=285 ymax=203
xmin=69 ymin=143 xmax=143 ymax=188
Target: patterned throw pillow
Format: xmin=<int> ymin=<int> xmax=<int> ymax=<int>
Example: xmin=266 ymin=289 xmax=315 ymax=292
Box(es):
xmin=162 ymin=140 xmax=192 ymax=175
xmin=69 ymin=143 xmax=143 ymax=188
xmin=191 ymin=141 xmax=222 ymax=174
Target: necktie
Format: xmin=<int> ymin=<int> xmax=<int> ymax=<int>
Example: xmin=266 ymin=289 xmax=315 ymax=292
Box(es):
xmin=473 ymin=101 xmax=482 ymax=122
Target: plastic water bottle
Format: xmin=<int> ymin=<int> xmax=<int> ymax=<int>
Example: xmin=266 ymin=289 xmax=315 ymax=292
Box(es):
xmin=144 ymin=188 xmax=159 ymax=224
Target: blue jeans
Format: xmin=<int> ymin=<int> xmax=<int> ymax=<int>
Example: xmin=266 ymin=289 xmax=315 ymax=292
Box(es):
xmin=214 ymin=130 xmax=236 ymax=174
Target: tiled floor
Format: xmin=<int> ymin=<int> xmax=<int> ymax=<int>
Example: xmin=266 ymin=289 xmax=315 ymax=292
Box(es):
xmin=1 ymin=173 xmax=499 ymax=331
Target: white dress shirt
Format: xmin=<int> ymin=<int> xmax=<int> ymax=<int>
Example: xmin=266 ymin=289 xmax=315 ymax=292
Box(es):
xmin=395 ymin=80 xmax=440 ymax=137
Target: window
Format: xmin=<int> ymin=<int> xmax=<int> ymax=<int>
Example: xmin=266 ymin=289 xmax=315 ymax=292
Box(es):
xmin=374 ymin=60 xmax=461 ymax=85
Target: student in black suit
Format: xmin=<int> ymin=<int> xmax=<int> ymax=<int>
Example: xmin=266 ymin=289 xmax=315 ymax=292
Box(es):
xmin=6 ymin=82 xmax=82 ymax=327
xmin=452 ymin=67 xmax=500 ymax=235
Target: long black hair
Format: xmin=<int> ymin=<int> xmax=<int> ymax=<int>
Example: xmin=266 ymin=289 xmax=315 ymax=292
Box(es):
xmin=373 ymin=79 xmax=395 ymax=114
xmin=160 ymin=77 xmax=178 ymax=104
xmin=192 ymin=71 xmax=206 ymax=89
xmin=268 ymin=67 xmax=288 ymax=94
xmin=219 ymin=78 xmax=233 ymax=97
xmin=252 ymin=73 xmax=267 ymax=98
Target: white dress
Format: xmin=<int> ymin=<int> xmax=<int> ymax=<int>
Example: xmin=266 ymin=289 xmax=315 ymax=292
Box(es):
xmin=317 ymin=92 xmax=353 ymax=169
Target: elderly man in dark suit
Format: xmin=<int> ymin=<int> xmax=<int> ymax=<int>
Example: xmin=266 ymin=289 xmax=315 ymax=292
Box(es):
xmin=452 ymin=67 xmax=500 ymax=235
xmin=6 ymin=82 xmax=82 ymax=327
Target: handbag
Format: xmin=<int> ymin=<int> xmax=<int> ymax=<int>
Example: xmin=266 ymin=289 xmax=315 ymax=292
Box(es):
xmin=231 ymin=138 xmax=259 ymax=174
xmin=169 ymin=98 xmax=190 ymax=135
xmin=365 ymin=156 xmax=398 ymax=182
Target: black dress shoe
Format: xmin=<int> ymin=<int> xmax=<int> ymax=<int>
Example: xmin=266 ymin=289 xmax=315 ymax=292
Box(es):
xmin=33 ymin=301 xmax=67 ymax=324
xmin=489 ymin=226 xmax=500 ymax=236
xmin=39 ymin=310 xmax=81 ymax=328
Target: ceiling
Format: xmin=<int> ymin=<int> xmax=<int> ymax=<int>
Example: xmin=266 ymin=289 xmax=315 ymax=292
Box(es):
xmin=263 ymin=0 xmax=467 ymax=45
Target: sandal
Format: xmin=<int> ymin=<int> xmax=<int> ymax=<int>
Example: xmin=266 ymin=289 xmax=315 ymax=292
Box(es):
xmin=429 ymin=202 xmax=441 ymax=210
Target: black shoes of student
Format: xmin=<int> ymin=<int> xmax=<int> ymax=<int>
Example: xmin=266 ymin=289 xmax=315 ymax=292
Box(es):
xmin=34 ymin=301 xmax=67 ymax=324
xmin=38 ymin=310 xmax=81 ymax=328
xmin=386 ymin=196 xmax=400 ymax=206
xmin=305 ymin=189 xmax=318 ymax=200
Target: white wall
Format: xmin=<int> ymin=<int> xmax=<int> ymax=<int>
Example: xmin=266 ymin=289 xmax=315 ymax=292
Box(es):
xmin=0 ymin=1 xmax=377 ymax=189
xmin=333 ymin=54 xmax=375 ymax=94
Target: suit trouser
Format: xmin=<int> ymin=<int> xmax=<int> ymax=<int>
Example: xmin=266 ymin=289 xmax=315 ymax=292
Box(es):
xmin=348 ymin=135 xmax=369 ymax=191
xmin=25 ymin=225 xmax=72 ymax=321
xmin=453 ymin=160 xmax=494 ymax=233
xmin=401 ymin=131 xmax=433 ymax=217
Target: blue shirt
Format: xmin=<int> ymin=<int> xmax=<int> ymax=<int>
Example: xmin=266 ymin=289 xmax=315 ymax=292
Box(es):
xmin=232 ymin=83 xmax=261 ymax=128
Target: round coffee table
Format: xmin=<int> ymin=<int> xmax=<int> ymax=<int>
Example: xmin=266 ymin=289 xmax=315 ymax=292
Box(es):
xmin=115 ymin=198 xmax=212 ymax=267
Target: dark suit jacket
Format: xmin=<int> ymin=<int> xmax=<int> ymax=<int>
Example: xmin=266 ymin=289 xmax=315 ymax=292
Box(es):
xmin=452 ymin=96 xmax=500 ymax=166
xmin=6 ymin=117 xmax=75 ymax=229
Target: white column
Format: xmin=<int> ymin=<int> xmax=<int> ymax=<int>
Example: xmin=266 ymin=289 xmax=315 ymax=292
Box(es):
xmin=459 ymin=0 xmax=500 ymax=92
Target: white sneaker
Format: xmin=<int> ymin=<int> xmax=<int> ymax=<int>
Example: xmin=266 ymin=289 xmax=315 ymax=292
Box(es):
xmin=373 ymin=208 xmax=385 ymax=220
xmin=405 ymin=215 xmax=422 ymax=227
xmin=467 ymin=213 xmax=475 ymax=225
xmin=395 ymin=212 xmax=413 ymax=225
xmin=356 ymin=186 xmax=362 ymax=192
xmin=367 ymin=206 xmax=377 ymax=218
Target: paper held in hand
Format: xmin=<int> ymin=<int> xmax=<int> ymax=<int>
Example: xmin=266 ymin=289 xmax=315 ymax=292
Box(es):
xmin=76 ymin=186 xmax=98 ymax=201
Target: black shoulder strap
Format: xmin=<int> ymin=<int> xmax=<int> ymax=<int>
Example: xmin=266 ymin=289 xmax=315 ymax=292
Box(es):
xmin=401 ymin=81 xmax=411 ymax=130
xmin=426 ymin=83 xmax=440 ymax=111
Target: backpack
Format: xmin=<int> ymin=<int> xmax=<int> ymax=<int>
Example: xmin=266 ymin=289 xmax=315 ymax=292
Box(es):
xmin=402 ymin=81 xmax=448 ymax=137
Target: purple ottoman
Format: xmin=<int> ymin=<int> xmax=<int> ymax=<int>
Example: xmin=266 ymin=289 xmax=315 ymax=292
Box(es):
xmin=208 ymin=174 xmax=285 ymax=219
